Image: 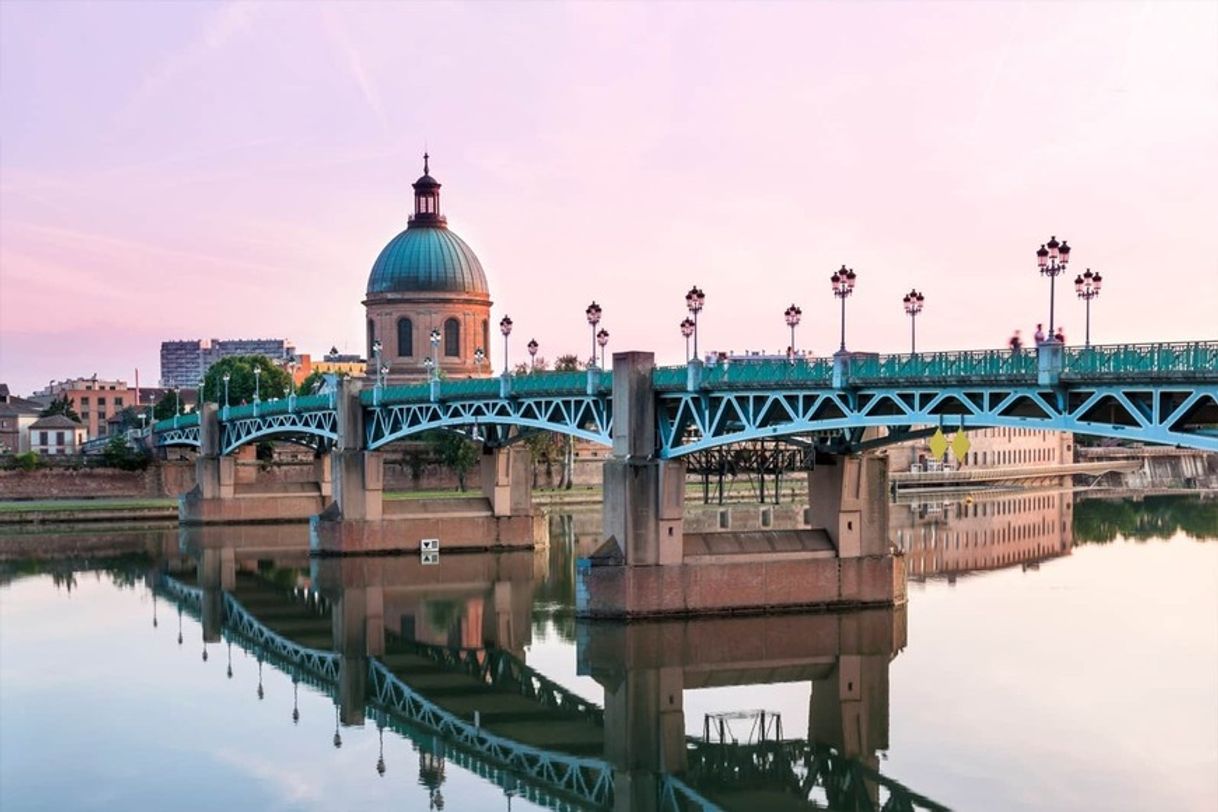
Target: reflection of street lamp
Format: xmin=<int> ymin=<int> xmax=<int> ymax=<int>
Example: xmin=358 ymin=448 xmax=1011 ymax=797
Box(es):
xmin=596 ymin=328 xmax=609 ymax=369
xmin=685 ymin=286 xmax=706 ymax=359
xmin=784 ymin=304 xmax=802 ymax=354
xmin=680 ymin=318 xmax=695 ymax=362
xmin=829 ymin=265 xmax=857 ymax=352
xmin=1074 ymin=268 xmax=1102 ymax=346
xmin=1036 ymin=236 xmax=1071 ymax=338
xmin=332 ymin=705 xmax=342 ymax=749
xmin=902 ymin=289 xmax=925 ymax=354
xmin=499 ymin=316 xmax=513 ymax=374
xmin=585 ymin=302 xmax=602 ymax=368
xmin=527 ymin=339 xmax=538 ymax=370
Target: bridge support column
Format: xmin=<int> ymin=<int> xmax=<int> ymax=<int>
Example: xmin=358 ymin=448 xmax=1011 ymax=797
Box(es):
xmin=602 ymin=352 xmax=684 ymax=565
xmin=807 ymin=453 xmax=889 ymax=557
xmin=192 ymin=404 xmax=234 ymax=500
xmin=480 ymin=445 xmax=532 ymax=518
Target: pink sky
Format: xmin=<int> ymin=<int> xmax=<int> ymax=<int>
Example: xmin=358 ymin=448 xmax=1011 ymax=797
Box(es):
xmin=1 ymin=1 xmax=1216 ymax=394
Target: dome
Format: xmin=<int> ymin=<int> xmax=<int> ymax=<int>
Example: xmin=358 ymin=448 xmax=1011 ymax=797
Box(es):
xmin=366 ymin=226 xmax=489 ymax=296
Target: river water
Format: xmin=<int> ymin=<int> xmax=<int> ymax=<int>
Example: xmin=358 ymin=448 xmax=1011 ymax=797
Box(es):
xmin=1 ymin=493 xmax=1215 ymax=811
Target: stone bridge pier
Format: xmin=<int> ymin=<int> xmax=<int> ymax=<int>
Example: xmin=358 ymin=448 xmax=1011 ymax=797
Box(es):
xmin=578 ymin=352 xmax=905 ymax=618
xmin=312 ymin=379 xmax=543 ymax=555
xmin=180 ymin=403 xmax=330 ymax=525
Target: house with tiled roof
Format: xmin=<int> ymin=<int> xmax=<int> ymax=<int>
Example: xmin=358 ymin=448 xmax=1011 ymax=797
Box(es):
xmin=0 ymin=384 xmax=46 ymax=454
xmin=28 ymin=414 xmax=87 ymax=456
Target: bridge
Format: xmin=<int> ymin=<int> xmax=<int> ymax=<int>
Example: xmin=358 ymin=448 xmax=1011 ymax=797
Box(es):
xmin=153 ymin=555 xmax=943 ymax=812
xmin=148 ymin=340 xmax=1217 ymax=618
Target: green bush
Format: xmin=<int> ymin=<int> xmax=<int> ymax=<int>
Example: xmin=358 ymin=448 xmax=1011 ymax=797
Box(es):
xmin=101 ymin=436 xmax=151 ymax=471
xmin=14 ymin=452 xmax=41 ymax=471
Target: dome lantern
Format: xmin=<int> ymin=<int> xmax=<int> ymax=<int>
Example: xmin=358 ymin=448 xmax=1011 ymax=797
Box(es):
xmin=410 ymin=152 xmax=445 ymax=226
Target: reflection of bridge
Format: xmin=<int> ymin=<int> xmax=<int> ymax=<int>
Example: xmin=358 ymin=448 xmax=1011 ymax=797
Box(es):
xmin=152 ymin=540 xmax=946 ymax=811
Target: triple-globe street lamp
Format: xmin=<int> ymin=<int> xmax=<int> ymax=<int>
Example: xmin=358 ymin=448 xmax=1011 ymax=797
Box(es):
xmin=596 ymin=328 xmax=609 ymax=369
xmin=784 ymin=304 xmax=802 ymax=355
xmin=499 ymin=316 xmax=513 ymax=374
xmin=680 ymin=318 xmax=695 ymax=362
xmin=253 ymin=367 xmax=262 ymax=403
xmin=372 ymin=339 xmax=384 ymax=386
xmin=585 ymin=302 xmax=602 ymax=368
xmin=1074 ymin=269 xmax=1103 ymax=346
xmin=222 ymin=372 xmax=231 ymax=409
xmin=429 ymin=329 xmax=441 ymax=378
xmin=830 ymin=266 xmax=857 ymax=352
xmin=685 ymin=286 xmax=705 ymax=360
xmin=1035 ymin=236 xmax=1071 ymax=339
xmin=902 ymin=289 xmax=925 ymax=354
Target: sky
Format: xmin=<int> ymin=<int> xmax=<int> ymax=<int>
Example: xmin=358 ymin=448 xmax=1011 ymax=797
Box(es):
xmin=1 ymin=1 xmax=1216 ymax=394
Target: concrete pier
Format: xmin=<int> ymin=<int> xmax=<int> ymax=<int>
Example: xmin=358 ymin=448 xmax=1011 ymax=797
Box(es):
xmin=578 ymin=352 xmax=905 ymax=619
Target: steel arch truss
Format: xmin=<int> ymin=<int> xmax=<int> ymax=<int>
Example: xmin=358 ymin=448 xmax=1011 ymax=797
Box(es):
xmin=220 ymin=410 xmax=339 ymax=455
xmin=154 ymin=426 xmax=200 ymax=449
xmin=658 ymin=384 xmax=1218 ymax=456
xmin=365 ymin=396 xmax=612 ymax=450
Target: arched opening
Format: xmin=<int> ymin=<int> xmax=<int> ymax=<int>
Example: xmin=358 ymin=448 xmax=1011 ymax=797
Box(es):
xmin=482 ymin=319 xmax=489 ymax=355
xmin=444 ymin=318 xmax=460 ymax=357
xmin=367 ymin=319 xmax=376 ymax=359
xmin=397 ymin=317 xmax=413 ymax=357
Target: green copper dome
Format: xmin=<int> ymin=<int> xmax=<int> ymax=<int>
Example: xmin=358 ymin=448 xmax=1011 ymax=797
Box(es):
xmin=366 ymin=226 xmax=489 ymax=295
xmin=365 ymin=155 xmax=490 ymax=297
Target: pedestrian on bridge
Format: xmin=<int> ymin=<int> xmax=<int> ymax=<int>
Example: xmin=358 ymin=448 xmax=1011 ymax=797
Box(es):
xmin=1034 ymin=323 xmax=1046 ymax=345
xmin=1009 ymin=331 xmax=1023 ymax=353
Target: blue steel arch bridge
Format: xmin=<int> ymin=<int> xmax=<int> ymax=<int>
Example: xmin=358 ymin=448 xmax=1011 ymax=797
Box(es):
xmin=153 ymin=571 xmax=945 ymax=812
xmin=151 ymin=342 xmax=1218 ymax=456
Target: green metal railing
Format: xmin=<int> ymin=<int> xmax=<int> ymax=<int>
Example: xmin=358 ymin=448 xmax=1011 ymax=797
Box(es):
xmin=851 ymin=348 xmax=1038 ymax=382
xmin=1063 ymin=341 xmax=1218 ymax=377
xmin=152 ymin=413 xmax=200 ymax=433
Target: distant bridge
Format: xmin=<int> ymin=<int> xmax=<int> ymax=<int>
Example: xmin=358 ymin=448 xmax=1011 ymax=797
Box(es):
xmin=152 ymin=341 xmax=1218 ymax=456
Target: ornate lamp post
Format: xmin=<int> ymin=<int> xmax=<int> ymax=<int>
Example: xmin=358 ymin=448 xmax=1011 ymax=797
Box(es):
xmin=1074 ymin=269 xmax=1102 ymax=346
xmin=1035 ymin=235 xmax=1071 ymax=339
xmin=685 ymin=286 xmax=706 ymax=359
xmin=429 ymin=329 xmax=441 ymax=378
xmin=902 ymin=289 xmax=925 ymax=353
xmin=680 ymin=317 xmax=695 ymax=362
xmin=222 ymin=372 xmax=231 ymax=409
xmin=173 ymin=385 xmax=181 ymax=416
xmin=830 ymin=266 xmax=857 ymax=352
xmin=371 ymin=338 xmax=383 ymax=384
xmin=783 ymin=304 xmax=802 ymax=354
xmin=423 ymin=357 xmax=434 ymax=379
xmin=596 ymin=328 xmax=609 ymax=369
xmin=585 ymin=302 xmax=602 ymax=368
xmin=527 ymin=339 xmax=538 ymax=370
xmin=499 ymin=316 xmax=513 ymax=374
xmin=253 ymin=367 xmax=262 ymax=402
xmin=474 ymin=347 xmax=485 ymax=370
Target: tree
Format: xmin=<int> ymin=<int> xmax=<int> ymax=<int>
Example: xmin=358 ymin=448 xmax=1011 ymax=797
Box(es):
xmin=201 ymin=355 xmax=294 ymax=407
xmin=554 ymin=354 xmax=583 ymax=372
xmin=40 ymin=396 xmax=80 ymax=422
xmin=152 ymin=391 xmax=180 ymax=421
xmin=425 ymin=430 xmax=480 ymax=491
xmin=101 ymin=435 xmax=150 ymax=471
xmin=297 ymin=370 xmax=328 ymax=396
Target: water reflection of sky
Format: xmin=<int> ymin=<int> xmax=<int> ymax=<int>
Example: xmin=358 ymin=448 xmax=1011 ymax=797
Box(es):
xmin=2 ymin=524 xmax=1216 ymax=812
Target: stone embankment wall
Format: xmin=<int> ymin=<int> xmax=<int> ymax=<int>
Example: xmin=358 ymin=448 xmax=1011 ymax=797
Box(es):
xmin=1078 ymin=448 xmax=1218 ymax=490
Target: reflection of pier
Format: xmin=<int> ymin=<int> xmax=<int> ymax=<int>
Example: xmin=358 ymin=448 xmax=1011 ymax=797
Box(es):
xmin=891 ymin=488 xmax=1074 ymax=580
xmin=152 ymin=536 xmax=946 ymax=811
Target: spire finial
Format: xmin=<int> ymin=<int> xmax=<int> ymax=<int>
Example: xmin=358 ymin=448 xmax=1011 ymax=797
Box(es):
xmin=423 ymin=152 xmax=430 ymax=175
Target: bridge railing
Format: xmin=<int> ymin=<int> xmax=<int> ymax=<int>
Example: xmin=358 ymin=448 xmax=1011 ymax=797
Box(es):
xmin=152 ymin=413 xmax=200 ymax=433
xmin=365 ymin=370 xmax=610 ymax=406
xmin=1062 ymin=341 xmax=1218 ymax=378
xmin=852 ymin=348 xmax=1038 ymax=382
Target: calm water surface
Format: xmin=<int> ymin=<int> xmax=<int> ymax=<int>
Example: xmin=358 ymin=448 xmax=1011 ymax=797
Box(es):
xmin=1 ymin=494 xmax=1215 ymax=811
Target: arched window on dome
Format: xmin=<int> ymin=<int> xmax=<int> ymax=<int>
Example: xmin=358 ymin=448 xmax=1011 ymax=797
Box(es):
xmin=397 ymin=318 xmax=413 ymax=357
xmin=444 ymin=318 xmax=460 ymax=357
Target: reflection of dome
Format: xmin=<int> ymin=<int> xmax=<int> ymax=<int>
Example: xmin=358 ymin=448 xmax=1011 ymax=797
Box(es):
xmin=365 ymin=153 xmax=488 ymax=296
xmin=366 ymin=227 xmax=488 ymax=295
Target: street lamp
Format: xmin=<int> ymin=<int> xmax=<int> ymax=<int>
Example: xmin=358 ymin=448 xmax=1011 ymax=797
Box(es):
xmin=423 ymin=357 xmax=434 ymax=379
xmin=429 ymin=329 xmax=441 ymax=379
xmin=784 ymin=304 xmax=802 ymax=355
xmin=173 ymin=385 xmax=181 ymax=415
xmin=222 ymin=372 xmax=231 ymax=408
xmin=902 ymin=289 xmax=925 ymax=354
xmin=253 ymin=367 xmax=262 ymax=402
xmin=1074 ymin=269 xmax=1103 ymax=346
xmin=499 ymin=316 xmax=513 ymax=374
xmin=585 ymin=302 xmax=602 ymax=368
xmin=685 ymin=286 xmax=706 ymax=359
xmin=372 ymin=338 xmax=383 ymax=382
xmin=830 ymin=265 xmax=857 ymax=352
xmin=1035 ymin=235 xmax=1071 ymax=339
xmin=596 ymin=328 xmax=609 ymax=369
xmin=527 ymin=339 xmax=538 ymax=371
xmin=680 ymin=318 xmax=695 ymax=362
xmin=474 ymin=347 xmax=485 ymax=370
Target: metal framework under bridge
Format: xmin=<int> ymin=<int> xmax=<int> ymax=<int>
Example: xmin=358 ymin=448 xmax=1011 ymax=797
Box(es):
xmin=152 ymin=340 xmax=1218 ymax=456
xmin=153 ymin=575 xmax=948 ymax=812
